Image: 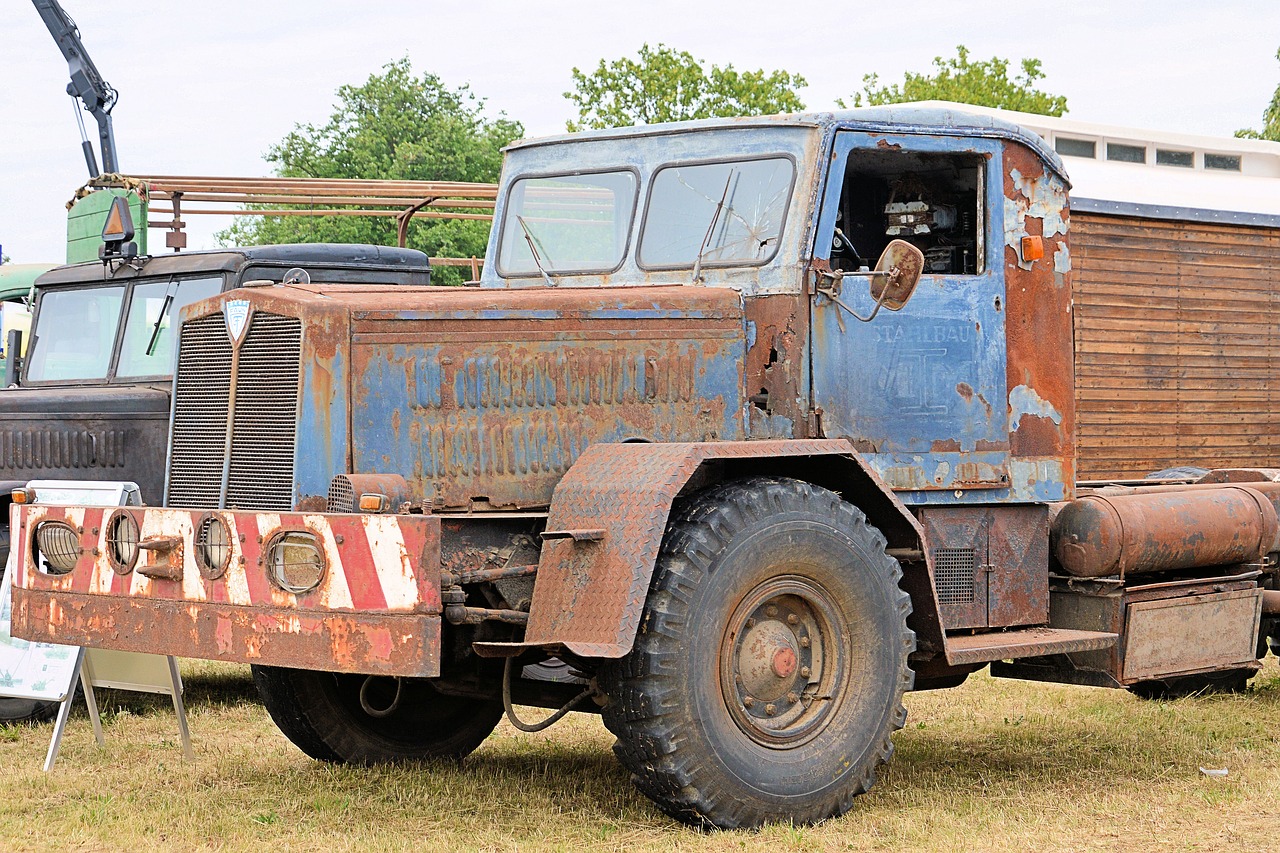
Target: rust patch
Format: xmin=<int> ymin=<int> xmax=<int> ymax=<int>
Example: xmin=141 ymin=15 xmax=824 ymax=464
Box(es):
xmin=297 ymin=495 xmax=328 ymax=512
xmin=955 ymin=382 xmax=974 ymax=402
xmin=1001 ymin=142 xmax=1074 ymax=488
xmin=13 ymin=589 xmax=441 ymax=677
xmin=931 ymin=439 xmax=962 ymax=453
xmin=743 ymin=295 xmax=806 ymax=438
xmin=875 ymin=138 xmax=902 ymax=150
xmin=1011 ymin=413 xmax=1063 ymax=458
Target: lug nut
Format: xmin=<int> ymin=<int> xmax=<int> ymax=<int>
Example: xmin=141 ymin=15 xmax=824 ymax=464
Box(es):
xmin=765 ymin=703 xmax=777 ymax=716
xmin=787 ymin=613 xmax=799 ymax=625
xmin=800 ymin=636 xmax=811 ymax=648
xmin=800 ymin=666 xmax=811 ymax=677
xmin=743 ymin=696 xmax=755 ymax=708
xmin=765 ymin=605 xmax=778 ymax=617
xmin=746 ymin=618 xmax=756 ymax=628
xmin=787 ymin=691 xmax=799 ymax=703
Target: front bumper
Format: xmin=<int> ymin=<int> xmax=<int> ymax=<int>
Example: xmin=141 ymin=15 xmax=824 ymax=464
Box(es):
xmin=11 ymin=504 xmax=442 ymax=677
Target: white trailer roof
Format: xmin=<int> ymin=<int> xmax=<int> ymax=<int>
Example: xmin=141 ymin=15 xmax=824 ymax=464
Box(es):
xmin=903 ymin=101 xmax=1280 ymax=225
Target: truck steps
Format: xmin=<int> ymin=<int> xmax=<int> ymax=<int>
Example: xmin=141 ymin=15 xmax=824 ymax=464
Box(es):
xmin=945 ymin=628 xmax=1118 ymax=665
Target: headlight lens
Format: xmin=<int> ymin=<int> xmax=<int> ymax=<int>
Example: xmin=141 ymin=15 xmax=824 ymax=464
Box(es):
xmin=266 ymin=530 xmax=325 ymax=594
xmin=195 ymin=514 xmax=232 ymax=579
xmin=105 ymin=510 xmax=140 ymax=574
xmin=34 ymin=522 xmax=81 ymax=574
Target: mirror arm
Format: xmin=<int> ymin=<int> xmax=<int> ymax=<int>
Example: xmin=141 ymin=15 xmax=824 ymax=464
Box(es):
xmin=815 ymin=269 xmax=895 ymax=324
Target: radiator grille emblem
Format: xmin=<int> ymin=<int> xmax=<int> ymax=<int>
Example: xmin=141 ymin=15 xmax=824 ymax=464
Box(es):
xmin=225 ymin=300 xmax=251 ymax=345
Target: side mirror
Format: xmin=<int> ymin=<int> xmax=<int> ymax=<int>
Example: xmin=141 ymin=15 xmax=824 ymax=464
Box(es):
xmin=868 ymin=239 xmax=924 ymax=312
xmin=2 ymin=328 xmax=22 ymax=387
xmin=817 ymin=239 xmax=924 ymax=324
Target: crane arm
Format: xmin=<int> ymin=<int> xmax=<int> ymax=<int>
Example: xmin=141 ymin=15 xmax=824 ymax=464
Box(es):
xmin=32 ymin=0 xmax=119 ymax=176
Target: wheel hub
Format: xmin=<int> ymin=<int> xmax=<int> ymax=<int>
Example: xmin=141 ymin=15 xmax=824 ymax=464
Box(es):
xmin=720 ymin=576 xmax=847 ymax=748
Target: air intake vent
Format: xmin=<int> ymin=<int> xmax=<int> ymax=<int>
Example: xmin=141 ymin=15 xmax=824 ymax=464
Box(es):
xmin=327 ymin=475 xmax=355 ymax=513
xmin=932 ymin=547 xmax=977 ymax=604
xmin=166 ymin=310 xmax=301 ymax=511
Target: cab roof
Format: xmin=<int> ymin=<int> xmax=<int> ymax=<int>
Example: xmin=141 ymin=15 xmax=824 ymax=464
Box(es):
xmin=505 ymin=105 xmax=1068 ymax=185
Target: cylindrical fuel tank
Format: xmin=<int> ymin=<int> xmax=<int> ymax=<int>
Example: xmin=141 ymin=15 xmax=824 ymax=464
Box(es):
xmin=1051 ymin=486 xmax=1280 ymax=578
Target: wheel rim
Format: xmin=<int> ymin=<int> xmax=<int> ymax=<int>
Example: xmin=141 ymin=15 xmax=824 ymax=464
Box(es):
xmin=719 ymin=574 xmax=848 ymax=748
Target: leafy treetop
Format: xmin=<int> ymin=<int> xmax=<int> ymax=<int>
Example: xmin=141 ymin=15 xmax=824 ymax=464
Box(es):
xmin=1237 ymin=47 xmax=1280 ymax=141
xmin=565 ymin=43 xmax=807 ymax=131
xmin=218 ymin=58 xmax=523 ymax=284
xmin=841 ymin=45 xmax=1067 ymax=117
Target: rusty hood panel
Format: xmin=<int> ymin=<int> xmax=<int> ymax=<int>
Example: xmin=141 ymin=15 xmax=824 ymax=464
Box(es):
xmin=344 ymin=284 xmax=748 ymax=510
xmin=174 ymin=282 xmax=748 ymax=514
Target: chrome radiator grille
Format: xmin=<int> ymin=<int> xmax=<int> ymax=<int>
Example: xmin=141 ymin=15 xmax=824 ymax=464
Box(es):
xmin=167 ymin=310 xmax=302 ymax=510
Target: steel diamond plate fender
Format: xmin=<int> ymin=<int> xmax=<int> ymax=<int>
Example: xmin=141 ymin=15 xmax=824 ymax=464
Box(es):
xmin=473 ymin=439 xmax=924 ymax=659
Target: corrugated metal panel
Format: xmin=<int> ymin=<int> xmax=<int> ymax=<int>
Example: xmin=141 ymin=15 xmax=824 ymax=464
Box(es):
xmin=167 ymin=314 xmax=231 ymax=506
xmin=167 ymin=311 xmax=300 ymax=510
xmin=226 ymin=313 xmax=301 ymax=511
xmin=1073 ymin=213 xmax=1280 ymax=479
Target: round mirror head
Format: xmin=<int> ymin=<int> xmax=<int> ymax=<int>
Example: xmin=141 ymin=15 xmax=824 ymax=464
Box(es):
xmin=870 ymin=239 xmax=924 ymax=311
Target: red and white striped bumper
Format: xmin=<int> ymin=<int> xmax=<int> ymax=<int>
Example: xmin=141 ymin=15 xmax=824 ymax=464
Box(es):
xmin=10 ymin=504 xmax=442 ymax=677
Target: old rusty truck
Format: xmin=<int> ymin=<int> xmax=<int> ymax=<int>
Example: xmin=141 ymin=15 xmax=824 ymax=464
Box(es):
xmin=9 ymin=106 xmax=1280 ymax=829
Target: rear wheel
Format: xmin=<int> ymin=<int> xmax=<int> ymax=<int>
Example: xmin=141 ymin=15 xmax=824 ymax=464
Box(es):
xmin=600 ymin=477 xmax=914 ymax=829
xmin=253 ymin=665 xmax=502 ymax=763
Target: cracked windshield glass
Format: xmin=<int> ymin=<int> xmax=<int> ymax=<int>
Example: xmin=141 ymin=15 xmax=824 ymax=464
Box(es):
xmin=640 ymin=157 xmax=794 ymax=269
xmin=498 ymin=171 xmax=637 ymax=275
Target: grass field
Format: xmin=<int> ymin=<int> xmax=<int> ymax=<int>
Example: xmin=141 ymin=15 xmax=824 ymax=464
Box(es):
xmin=1 ymin=657 xmax=1278 ymax=852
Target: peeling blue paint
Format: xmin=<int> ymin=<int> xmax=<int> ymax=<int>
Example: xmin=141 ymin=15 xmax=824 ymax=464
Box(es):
xmin=1009 ymin=384 xmax=1063 ymax=430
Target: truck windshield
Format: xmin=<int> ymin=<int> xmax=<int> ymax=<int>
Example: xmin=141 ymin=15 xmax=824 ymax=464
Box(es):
xmin=639 ymin=157 xmax=794 ymax=269
xmin=25 ymin=275 xmax=223 ymax=383
xmin=497 ymin=171 xmax=637 ymax=276
xmin=116 ymin=276 xmax=222 ymax=377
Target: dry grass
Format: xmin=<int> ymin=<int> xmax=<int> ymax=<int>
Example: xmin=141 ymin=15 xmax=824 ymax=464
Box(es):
xmin=1 ymin=657 xmax=1278 ymax=852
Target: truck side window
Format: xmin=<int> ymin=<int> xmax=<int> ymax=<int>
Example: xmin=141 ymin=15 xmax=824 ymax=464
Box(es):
xmin=833 ymin=151 xmax=983 ymax=276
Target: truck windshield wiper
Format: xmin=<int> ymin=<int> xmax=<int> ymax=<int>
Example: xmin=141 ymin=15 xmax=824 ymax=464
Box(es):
xmin=692 ymin=172 xmax=734 ymax=283
xmin=145 ymin=279 xmax=178 ymax=356
xmin=516 ymin=215 xmax=557 ymax=288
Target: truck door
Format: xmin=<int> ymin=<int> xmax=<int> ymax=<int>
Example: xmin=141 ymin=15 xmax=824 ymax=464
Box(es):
xmin=809 ymin=131 xmax=1009 ymax=501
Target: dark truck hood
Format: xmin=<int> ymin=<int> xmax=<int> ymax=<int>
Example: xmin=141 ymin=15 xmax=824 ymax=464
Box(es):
xmin=0 ymin=384 xmax=170 ymax=500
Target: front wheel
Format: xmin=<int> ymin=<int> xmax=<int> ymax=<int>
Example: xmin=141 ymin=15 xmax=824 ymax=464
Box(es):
xmin=253 ymin=665 xmax=502 ymax=764
xmin=600 ymin=477 xmax=915 ymax=829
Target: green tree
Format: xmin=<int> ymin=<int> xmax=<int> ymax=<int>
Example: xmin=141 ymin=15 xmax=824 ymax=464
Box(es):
xmin=1237 ymin=47 xmax=1280 ymax=140
xmin=219 ymin=58 xmax=523 ymax=284
xmin=841 ymin=45 xmax=1067 ymax=117
xmin=565 ymin=43 xmax=807 ymax=131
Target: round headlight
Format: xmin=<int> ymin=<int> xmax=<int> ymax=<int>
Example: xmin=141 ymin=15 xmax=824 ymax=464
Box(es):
xmin=195 ymin=514 xmax=232 ymax=579
xmin=106 ymin=510 xmax=140 ymax=574
xmin=266 ymin=530 xmax=326 ymax=594
xmin=34 ymin=521 xmax=81 ymax=574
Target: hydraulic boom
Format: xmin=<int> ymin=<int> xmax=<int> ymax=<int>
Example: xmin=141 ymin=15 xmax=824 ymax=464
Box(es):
xmin=32 ymin=0 xmax=119 ymax=177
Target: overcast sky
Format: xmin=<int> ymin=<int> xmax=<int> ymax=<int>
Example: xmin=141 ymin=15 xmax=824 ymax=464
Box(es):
xmin=2 ymin=0 xmax=1277 ymax=263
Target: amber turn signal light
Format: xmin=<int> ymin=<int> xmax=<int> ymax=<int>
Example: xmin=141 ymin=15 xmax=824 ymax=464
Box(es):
xmin=1021 ymin=235 xmax=1045 ymax=262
